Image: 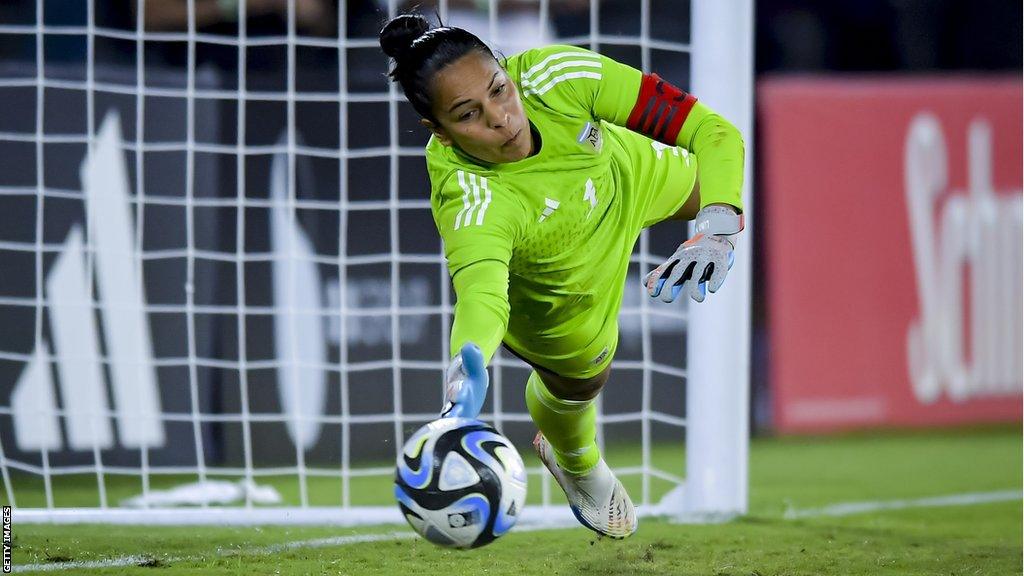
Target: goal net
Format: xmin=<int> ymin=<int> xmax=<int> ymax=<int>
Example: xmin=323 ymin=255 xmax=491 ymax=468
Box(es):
xmin=0 ymin=0 xmax=749 ymax=525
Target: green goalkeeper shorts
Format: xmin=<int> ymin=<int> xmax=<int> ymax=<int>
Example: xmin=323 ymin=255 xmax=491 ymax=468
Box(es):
xmin=507 ymin=124 xmax=698 ymax=380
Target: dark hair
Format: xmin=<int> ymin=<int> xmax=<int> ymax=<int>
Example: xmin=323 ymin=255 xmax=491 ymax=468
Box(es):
xmin=379 ymin=13 xmax=495 ymax=123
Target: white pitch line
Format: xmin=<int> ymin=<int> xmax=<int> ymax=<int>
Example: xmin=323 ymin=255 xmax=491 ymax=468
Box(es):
xmin=783 ymin=489 xmax=1022 ymax=520
xmin=13 ymin=531 xmax=418 ymax=573
xmin=258 ymin=531 xmax=417 ymax=554
xmin=13 ymin=555 xmax=152 ymax=573
xmin=12 ymin=518 xmax=594 ymax=574
xmin=15 ymin=522 xmax=591 ymax=574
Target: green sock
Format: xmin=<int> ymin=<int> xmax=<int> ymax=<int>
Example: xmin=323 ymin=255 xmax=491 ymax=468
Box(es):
xmin=525 ymin=371 xmax=600 ymax=475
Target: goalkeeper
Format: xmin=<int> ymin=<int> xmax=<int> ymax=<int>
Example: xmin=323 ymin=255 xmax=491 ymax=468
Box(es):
xmin=380 ymin=13 xmax=744 ymax=539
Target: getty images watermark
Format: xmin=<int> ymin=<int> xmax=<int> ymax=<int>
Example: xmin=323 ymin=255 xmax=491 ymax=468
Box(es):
xmin=3 ymin=505 xmax=10 ymax=572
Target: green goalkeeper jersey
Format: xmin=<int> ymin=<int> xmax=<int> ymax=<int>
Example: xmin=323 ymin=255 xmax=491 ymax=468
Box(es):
xmin=427 ymin=45 xmax=743 ymax=376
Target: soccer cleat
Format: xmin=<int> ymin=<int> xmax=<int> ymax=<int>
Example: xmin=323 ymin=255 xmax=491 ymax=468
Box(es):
xmin=533 ymin=432 xmax=638 ymax=539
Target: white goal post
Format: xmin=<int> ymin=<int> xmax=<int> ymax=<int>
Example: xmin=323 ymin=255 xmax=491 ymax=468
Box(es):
xmin=686 ymin=0 xmax=753 ymax=519
xmin=0 ymin=0 xmax=751 ymax=526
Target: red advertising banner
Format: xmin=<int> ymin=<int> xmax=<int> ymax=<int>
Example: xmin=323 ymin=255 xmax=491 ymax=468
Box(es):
xmin=760 ymin=77 xmax=1023 ymax=433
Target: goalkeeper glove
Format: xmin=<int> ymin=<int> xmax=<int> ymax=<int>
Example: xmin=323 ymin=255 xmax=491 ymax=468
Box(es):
xmin=644 ymin=205 xmax=743 ymax=303
xmin=440 ymin=342 xmax=489 ymax=419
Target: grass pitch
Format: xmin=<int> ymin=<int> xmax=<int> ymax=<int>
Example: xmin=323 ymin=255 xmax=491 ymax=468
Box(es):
xmin=9 ymin=426 xmax=1021 ymax=575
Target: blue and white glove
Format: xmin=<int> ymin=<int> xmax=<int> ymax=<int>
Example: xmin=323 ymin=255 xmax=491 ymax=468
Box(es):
xmin=440 ymin=342 xmax=489 ymax=419
xmin=644 ymin=205 xmax=743 ymax=303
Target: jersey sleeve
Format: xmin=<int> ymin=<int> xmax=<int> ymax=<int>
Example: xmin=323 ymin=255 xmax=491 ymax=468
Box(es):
xmin=515 ymin=45 xmax=743 ymax=211
xmin=431 ymin=170 xmax=526 ymax=363
xmin=432 ymin=170 xmax=525 ymax=274
xmin=514 ymin=44 xmax=642 ymax=125
xmin=678 ymin=102 xmax=745 ymax=211
xmin=449 ymin=261 xmax=509 ymax=365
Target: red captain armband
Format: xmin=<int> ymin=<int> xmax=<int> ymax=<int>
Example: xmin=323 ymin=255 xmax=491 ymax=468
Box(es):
xmin=626 ymin=73 xmax=697 ymax=145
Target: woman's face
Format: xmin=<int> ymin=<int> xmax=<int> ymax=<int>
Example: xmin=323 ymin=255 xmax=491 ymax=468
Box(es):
xmin=425 ymin=51 xmax=533 ymax=164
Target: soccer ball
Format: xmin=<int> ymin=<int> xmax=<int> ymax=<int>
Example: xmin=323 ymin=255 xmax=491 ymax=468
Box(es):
xmin=394 ymin=418 xmax=527 ymax=549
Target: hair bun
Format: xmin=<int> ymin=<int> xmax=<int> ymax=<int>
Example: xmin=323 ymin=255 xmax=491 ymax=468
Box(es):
xmin=379 ymin=14 xmax=431 ymax=60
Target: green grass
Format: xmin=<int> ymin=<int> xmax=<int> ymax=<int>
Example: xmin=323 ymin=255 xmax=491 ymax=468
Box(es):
xmin=8 ymin=426 xmax=1022 ymax=575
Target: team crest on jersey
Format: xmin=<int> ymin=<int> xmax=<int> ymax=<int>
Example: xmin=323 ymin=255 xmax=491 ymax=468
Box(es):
xmin=576 ymin=122 xmax=603 ymax=153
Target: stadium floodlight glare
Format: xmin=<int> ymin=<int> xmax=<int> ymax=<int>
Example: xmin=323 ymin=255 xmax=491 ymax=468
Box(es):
xmin=0 ymin=0 xmax=750 ymax=526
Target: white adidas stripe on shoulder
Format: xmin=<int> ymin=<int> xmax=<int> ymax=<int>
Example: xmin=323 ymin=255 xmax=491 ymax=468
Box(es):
xmin=476 ymin=176 xmax=493 ymax=226
xmin=453 ymin=170 xmax=491 ymax=229
xmin=523 ymin=71 xmax=603 ymax=97
xmin=521 ymin=50 xmax=600 ymax=81
xmin=464 ymin=172 xmax=482 ymax=228
xmin=454 ymin=170 xmax=473 ymax=230
xmin=521 ymin=59 xmax=602 ymax=88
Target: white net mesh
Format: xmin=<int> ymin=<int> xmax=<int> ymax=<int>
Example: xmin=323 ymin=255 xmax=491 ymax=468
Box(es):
xmin=0 ymin=0 xmax=695 ymax=523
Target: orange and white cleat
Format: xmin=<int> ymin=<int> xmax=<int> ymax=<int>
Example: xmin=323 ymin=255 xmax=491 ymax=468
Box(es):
xmin=533 ymin=432 xmax=637 ymax=539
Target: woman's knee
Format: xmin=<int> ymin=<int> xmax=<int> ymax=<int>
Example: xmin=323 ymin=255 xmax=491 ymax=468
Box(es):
xmin=536 ymin=365 xmax=612 ymax=402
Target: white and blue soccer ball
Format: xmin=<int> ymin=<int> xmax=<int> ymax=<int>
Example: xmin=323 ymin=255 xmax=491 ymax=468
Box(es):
xmin=394 ymin=418 xmax=527 ymax=549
